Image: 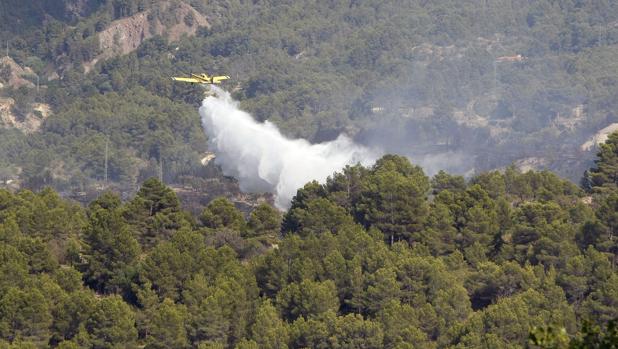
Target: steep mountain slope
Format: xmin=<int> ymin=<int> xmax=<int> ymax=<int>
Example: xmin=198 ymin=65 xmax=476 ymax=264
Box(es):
xmin=1 ymin=0 xmax=618 ymax=197
xmin=84 ymin=1 xmax=209 ymax=72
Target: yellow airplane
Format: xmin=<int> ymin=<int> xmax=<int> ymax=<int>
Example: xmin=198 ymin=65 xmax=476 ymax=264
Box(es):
xmin=171 ymin=73 xmax=231 ymax=85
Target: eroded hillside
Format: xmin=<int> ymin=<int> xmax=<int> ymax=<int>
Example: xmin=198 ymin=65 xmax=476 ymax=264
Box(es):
xmin=85 ymin=1 xmax=209 ymax=72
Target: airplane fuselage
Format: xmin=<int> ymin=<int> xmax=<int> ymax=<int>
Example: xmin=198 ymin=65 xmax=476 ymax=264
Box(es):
xmin=171 ymin=73 xmax=231 ymax=85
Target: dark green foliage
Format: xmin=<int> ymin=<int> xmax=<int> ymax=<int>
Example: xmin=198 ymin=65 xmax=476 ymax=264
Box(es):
xmin=2 ymin=4 xmax=618 ymax=346
xmin=0 ymin=287 xmax=52 ymax=345
xmin=2 ymin=149 xmax=618 ymax=348
xmin=355 ymin=155 xmax=431 ymax=245
xmin=529 ymin=320 xmax=618 ymax=349
xmin=245 ymin=203 xmax=281 ymax=239
xmin=250 ymin=300 xmax=289 ymax=349
xmin=282 ymin=181 xmax=329 ymax=233
xmin=125 ymin=178 xmax=189 ymax=248
xmin=144 ymin=298 xmax=189 ymax=349
xmin=200 ymin=197 xmax=245 ymax=232
xmin=82 ymin=192 xmax=140 ymax=295
xmin=432 ymin=170 xmax=466 ymax=195
xmin=593 ymin=194 xmax=618 ymax=263
xmin=289 ymin=310 xmax=384 ymax=349
xmin=284 ymin=197 xmax=355 ymax=238
xmin=570 ymin=320 xmax=618 ymax=349
xmin=86 ymin=295 xmax=138 ymax=349
xmin=277 ymin=279 xmax=339 ymax=321
xmin=500 ymin=201 xmax=579 ymax=268
xmin=586 ymin=133 xmax=618 ymax=193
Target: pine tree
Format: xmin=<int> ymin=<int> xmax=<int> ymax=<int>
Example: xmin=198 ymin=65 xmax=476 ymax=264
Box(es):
xmin=586 ymin=132 xmax=618 ymax=193
xmin=82 ymin=195 xmax=140 ymax=295
xmin=86 ymin=296 xmax=137 ymax=349
xmin=355 ymin=156 xmax=430 ymax=245
xmin=251 ymin=300 xmax=289 ymax=349
xmin=145 ymin=298 xmax=189 ymax=349
xmin=200 ymin=197 xmax=246 ymax=232
xmin=124 ymin=178 xmax=188 ymax=247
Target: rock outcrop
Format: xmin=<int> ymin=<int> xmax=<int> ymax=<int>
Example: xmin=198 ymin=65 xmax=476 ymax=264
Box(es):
xmin=0 ymin=56 xmax=36 ymax=89
xmin=581 ymin=123 xmax=618 ymax=151
xmin=84 ymin=1 xmax=209 ymax=72
xmin=0 ymin=97 xmax=51 ymax=133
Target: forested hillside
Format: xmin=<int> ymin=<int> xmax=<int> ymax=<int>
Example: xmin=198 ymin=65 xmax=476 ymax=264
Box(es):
xmin=2 ymin=0 xmax=618 ymax=196
xmin=1 ymin=136 xmax=618 ymax=348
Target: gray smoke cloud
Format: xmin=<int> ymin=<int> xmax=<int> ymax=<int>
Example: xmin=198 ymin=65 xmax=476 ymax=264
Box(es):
xmin=199 ymin=86 xmax=379 ymax=209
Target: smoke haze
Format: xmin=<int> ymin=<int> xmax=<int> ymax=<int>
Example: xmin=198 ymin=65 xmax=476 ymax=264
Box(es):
xmin=199 ymin=87 xmax=378 ymax=209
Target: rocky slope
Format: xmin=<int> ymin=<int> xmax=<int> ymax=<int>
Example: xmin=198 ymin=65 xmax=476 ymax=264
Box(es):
xmin=0 ymin=97 xmax=51 ymax=133
xmin=84 ymin=1 xmax=209 ymax=72
xmin=0 ymin=56 xmax=35 ymax=89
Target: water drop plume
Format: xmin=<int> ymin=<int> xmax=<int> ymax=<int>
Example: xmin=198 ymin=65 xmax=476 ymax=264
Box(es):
xmin=199 ymin=86 xmax=378 ymax=209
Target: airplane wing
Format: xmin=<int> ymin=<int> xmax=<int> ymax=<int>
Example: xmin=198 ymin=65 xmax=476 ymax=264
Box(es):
xmin=172 ymin=74 xmax=229 ymax=84
xmin=212 ymin=75 xmax=231 ymax=84
xmin=171 ymin=76 xmax=204 ymax=84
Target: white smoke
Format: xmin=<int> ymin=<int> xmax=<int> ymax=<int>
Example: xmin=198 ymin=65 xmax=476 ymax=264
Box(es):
xmin=199 ymin=86 xmax=378 ymax=209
